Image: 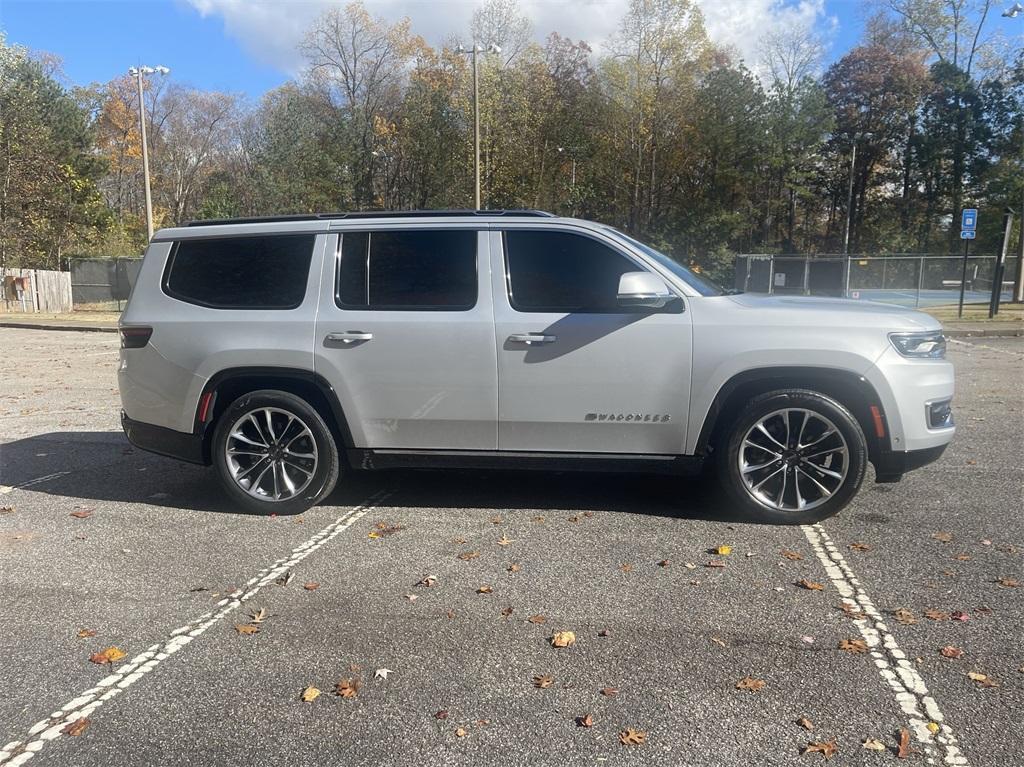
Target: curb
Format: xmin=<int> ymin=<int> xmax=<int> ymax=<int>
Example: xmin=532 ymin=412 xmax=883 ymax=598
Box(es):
xmin=944 ymin=328 xmax=1023 ymax=338
xmin=0 ymin=322 xmax=118 ymax=333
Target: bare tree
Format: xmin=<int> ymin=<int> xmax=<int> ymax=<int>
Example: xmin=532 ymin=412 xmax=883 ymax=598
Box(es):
xmin=471 ymin=0 xmax=534 ymax=65
xmin=759 ymin=23 xmax=824 ymax=93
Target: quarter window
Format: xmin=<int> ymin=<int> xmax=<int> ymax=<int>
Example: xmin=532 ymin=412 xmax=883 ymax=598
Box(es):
xmin=163 ymin=234 xmax=315 ymax=309
xmin=337 ymin=229 xmax=477 ymax=310
xmin=504 ymin=230 xmax=641 ymax=312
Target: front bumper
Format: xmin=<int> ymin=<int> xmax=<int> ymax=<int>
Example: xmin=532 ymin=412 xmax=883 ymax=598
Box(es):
xmin=872 ymin=443 xmax=948 ymax=483
xmin=122 ymin=410 xmax=207 ymax=465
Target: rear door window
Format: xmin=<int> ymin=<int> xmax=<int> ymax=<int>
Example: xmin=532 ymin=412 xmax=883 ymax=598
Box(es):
xmin=163 ymin=234 xmax=315 ymax=309
xmin=336 ymin=229 xmax=477 ymax=310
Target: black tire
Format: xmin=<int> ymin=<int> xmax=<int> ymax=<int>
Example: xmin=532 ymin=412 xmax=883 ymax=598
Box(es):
xmin=212 ymin=390 xmax=339 ymax=515
xmin=715 ymin=389 xmax=867 ymax=525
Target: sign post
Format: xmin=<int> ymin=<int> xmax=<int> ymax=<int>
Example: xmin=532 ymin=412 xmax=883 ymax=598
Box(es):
xmin=957 ymin=208 xmax=977 ymax=318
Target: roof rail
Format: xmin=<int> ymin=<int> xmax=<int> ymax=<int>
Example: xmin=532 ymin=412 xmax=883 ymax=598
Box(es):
xmin=185 ymin=209 xmax=555 ymax=227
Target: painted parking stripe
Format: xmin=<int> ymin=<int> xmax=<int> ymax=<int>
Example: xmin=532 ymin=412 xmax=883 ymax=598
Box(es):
xmin=802 ymin=523 xmax=968 ymax=766
xmin=0 ymin=490 xmax=392 ymax=767
xmin=947 ymin=337 xmax=1022 ymax=357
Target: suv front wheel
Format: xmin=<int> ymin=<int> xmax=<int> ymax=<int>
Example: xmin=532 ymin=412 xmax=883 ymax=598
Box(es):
xmin=716 ymin=389 xmax=867 ymax=524
xmin=212 ymin=390 xmax=340 ymax=515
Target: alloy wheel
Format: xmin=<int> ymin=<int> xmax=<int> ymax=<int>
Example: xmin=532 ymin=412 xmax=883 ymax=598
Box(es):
xmin=224 ymin=407 xmax=319 ymax=502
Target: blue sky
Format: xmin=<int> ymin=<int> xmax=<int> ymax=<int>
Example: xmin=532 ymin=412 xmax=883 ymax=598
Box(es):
xmin=2 ymin=0 xmax=869 ymax=99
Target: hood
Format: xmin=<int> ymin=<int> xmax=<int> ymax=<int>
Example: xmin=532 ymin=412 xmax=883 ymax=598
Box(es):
xmin=726 ymin=293 xmax=942 ymax=331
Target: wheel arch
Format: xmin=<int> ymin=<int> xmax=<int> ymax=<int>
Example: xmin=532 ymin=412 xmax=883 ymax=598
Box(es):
xmin=196 ymin=367 xmax=354 ymax=465
xmin=694 ymin=366 xmax=889 ymax=469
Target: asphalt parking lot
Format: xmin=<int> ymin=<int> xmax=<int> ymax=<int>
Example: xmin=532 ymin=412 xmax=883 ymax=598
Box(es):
xmin=0 ymin=327 xmax=1021 ymax=767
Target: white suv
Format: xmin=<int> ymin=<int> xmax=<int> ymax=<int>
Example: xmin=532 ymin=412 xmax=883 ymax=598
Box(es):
xmin=118 ymin=210 xmax=955 ymax=524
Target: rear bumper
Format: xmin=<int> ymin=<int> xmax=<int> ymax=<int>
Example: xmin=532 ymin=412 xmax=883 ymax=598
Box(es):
xmin=121 ymin=410 xmax=207 ymax=465
xmin=872 ymin=443 xmax=948 ymax=483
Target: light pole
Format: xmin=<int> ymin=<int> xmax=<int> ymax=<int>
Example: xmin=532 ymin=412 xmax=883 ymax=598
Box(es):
xmin=371 ymin=150 xmax=391 ymax=208
xmin=128 ymin=65 xmax=169 ymax=241
xmin=457 ymin=43 xmax=500 ymax=210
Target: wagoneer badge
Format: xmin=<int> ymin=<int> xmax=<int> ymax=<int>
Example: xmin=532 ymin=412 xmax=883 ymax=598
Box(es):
xmin=585 ymin=413 xmax=671 ymax=422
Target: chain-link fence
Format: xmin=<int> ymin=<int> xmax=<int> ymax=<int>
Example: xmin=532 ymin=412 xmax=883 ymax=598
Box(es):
xmin=70 ymin=258 xmax=142 ymax=311
xmin=735 ymin=254 xmax=1020 ymax=308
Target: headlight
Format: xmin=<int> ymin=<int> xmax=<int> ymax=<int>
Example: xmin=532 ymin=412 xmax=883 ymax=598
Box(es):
xmin=888 ymin=331 xmax=946 ymax=359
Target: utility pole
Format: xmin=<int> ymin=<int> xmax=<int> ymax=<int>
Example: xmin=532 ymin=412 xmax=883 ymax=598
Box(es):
xmin=128 ymin=65 xmax=169 ymax=241
xmin=457 ymin=43 xmax=500 ymax=210
xmin=842 ymin=141 xmax=857 ymax=297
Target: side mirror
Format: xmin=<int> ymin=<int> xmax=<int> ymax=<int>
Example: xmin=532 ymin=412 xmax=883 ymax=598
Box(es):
xmin=617 ymin=271 xmax=675 ymax=309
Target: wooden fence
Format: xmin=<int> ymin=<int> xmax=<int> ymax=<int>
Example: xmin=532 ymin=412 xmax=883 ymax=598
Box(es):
xmin=1 ymin=268 xmax=73 ymax=313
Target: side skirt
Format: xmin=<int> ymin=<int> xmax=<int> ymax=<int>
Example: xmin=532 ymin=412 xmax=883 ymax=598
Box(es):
xmin=345 ymin=449 xmax=704 ymax=476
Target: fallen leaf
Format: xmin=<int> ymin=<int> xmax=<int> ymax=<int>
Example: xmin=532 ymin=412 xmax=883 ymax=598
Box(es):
xmin=705 ymin=560 xmax=726 ymax=568
xmin=532 ymin=516 xmax=545 ymax=522
xmin=88 ymin=647 xmax=126 ymax=665
xmin=528 ymin=614 xmax=546 ymax=624
xmin=927 ymin=722 xmax=940 ymax=735
xmin=0 ymin=506 xmax=14 ymax=515
xmin=797 ymin=717 xmax=814 ymax=730
xmin=577 ymin=713 xmax=595 ymax=728
xmin=248 ymin=608 xmax=267 ymax=623
xmin=76 ymin=629 xmax=97 ymax=639
xmin=457 ymin=551 xmax=480 ymax=561
xmin=897 ymin=728 xmax=913 ymax=758
xmin=619 ymin=728 xmax=647 ymax=746
xmin=300 ymin=686 xmax=321 ymax=702
xmin=62 ymin=718 xmax=90 ymax=736
xmin=924 ymin=609 xmax=949 ymax=620
xmin=507 ymin=563 xmax=521 ymax=573
xmin=234 ymin=624 xmax=259 ymax=635
xmin=434 ymin=710 xmax=449 ymax=719
xmin=839 ymin=638 xmax=868 ymax=654
xmin=797 ymin=579 xmax=824 ymax=591
xmin=848 ymin=542 xmax=871 ymax=552
xmin=69 ymin=509 xmax=93 ymax=519
xmin=839 ymin=603 xmax=865 ymax=620
xmin=275 ymin=570 xmax=294 ymax=586
xmin=597 ymin=628 xmax=611 ymax=637
xmin=417 ymin=575 xmax=437 ymax=587
xmin=370 ymin=522 xmax=404 ymax=537
xmin=657 ymin=559 xmax=670 ymax=567
xmin=490 ymin=516 xmax=503 ymax=525
xmin=736 ymin=677 xmax=765 ymax=692
xmin=497 ymin=536 xmax=513 ymax=546
xmin=334 ymin=678 xmax=360 ymax=698
xmin=404 ymin=593 xmax=417 ymax=602
xmin=476 ymin=585 xmax=493 ymax=594
xmin=861 ymin=738 xmax=885 ymax=751
xmin=801 ymin=740 xmax=838 ymax=760
xmin=954 ymin=554 xmax=971 ymax=561
xmin=551 ymin=631 xmax=576 ymax=648
xmin=997 ymin=578 xmax=1020 ymax=588
xmin=967 ymin=671 xmax=997 ymax=687
xmin=452 ymin=537 xmax=467 ymax=544
xmin=782 ymin=550 xmax=803 ymax=560
xmin=501 ymin=606 xmax=513 ymax=618
xmin=951 ymin=610 xmax=969 ymax=622
xmin=303 ymin=582 xmax=320 ymax=591
xmin=931 ymin=531 xmax=953 ymax=543
xmin=893 ymin=608 xmax=917 ymax=625
xmin=445 ymin=610 xmax=455 ymax=619
xmin=714 ymin=545 xmax=733 ymax=556
xmin=684 ymin=562 xmax=697 ymax=569
xmin=455 ymin=727 xmax=468 ymax=738
xmin=620 ymin=563 xmax=633 ymax=573
xmin=600 ymin=687 xmax=618 ymax=697
xmin=374 ymin=668 xmax=392 ymax=680
xmin=710 ymin=636 xmax=727 ymax=648
xmin=533 ymin=675 xmax=554 ymax=689
xmin=940 ymin=646 xmax=964 ymax=659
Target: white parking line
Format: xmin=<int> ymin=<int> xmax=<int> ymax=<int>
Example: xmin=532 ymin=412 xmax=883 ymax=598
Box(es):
xmin=802 ymin=523 xmax=968 ymax=766
xmin=0 ymin=490 xmax=392 ymax=767
xmin=947 ymin=337 xmax=1023 ymax=357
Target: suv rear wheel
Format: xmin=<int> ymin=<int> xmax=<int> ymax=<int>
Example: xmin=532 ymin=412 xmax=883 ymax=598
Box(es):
xmin=716 ymin=389 xmax=867 ymax=524
xmin=212 ymin=390 xmax=339 ymax=515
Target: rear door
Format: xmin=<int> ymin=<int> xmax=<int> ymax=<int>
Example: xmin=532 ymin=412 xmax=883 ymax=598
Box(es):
xmin=490 ymin=226 xmax=692 ymax=454
xmin=314 ymin=227 xmax=497 ymax=450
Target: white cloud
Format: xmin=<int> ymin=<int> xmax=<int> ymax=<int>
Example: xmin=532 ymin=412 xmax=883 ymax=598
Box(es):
xmin=186 ymin=0 xmax=834 ymax=78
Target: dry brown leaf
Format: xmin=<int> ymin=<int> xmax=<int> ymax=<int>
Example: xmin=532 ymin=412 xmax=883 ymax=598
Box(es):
xmin=619 ymin=728 xmax=647 ymax=746
xmin=452 ymin=537 xmax=467 ymax=544
xmin=0 ymin=506 xmax=15 ymax=515
xmin=490 ymin=516 xmax=503 ymax=525
xmin=600 ymin=687 xmax=618 ymax=697
xmin=940 ymin=646 xmax=964 ymax=659
xmin=597 ymin=628 xmax=610 ymax=637
xmin=434 ymin=710 xmax=449 ymax=719
xmin=620 ymin=563 xmax=633 ymax=573
xmin=476 ymin=585 xmax=493 ymax=594
xmin=533 ymin=674 xmax=554 ymax=689
xmin=931 ymin=531 xmax=953 ymax=543
xmin=897 ymin=728 xmax=913 ymax=758
xmin=797 ymin=717 xmax=814 ymax=730
xmin=234 ymin=624 xmax=259 ymax=636
xmin=839 ymin=638 xmax=868 ymax=654
xmin=248 ymin=607 xmax=267 ymax=623
xmin=76 ymin=629 xmax=97 ymax=639
xmin=924 ymin=609 xmax=949 ymax=620
xmin=300 ymin=686 xmax=321 ymax=702
xmin=710 ymin=636 xmax=727 ymax=648
xmin=862 ymin=737 xmax=886 ymax=751
xmin=69 ymin=510 xmax=93 ymax=519
xmin=797 ymin=579 xmax=824 ymax=591
xmin=997 ymin=577 xmax=1021 ymax=588
xmin=705 ymin=560 xmax=726 ymax=568
xmin=303 ymin=582 xmax=320 ymax=591
xmin=782 ymin=550 xmax=803 ymax=561
xmin=954 ymin=554 xmax=971 ymax=561
xmin=657 ymin=559 xmax=670 ymax=567
xmin=967 ymin=671 xmax=997 ymax=687
xmin=454 ymin=727 xmax=468 ymax=738
xmin=736 ymin=676 xmax=766 ymax=692
xmin=801 ymin=740 xmax=838 ymax=760
xmin=893 ymin=608 xmax=917 ymax=625
xmin=577 ymin=713 xmax=595 ymax=728
xmin=500 ymin=606 xmax=513 ymax=618
xmin=334 ymin=678 xmax=360 ymax=698
xmin=88 ymin=647 xmax=126 ymax=665
xmin=532 ymin=516 xmax=545 ymax=523
xmin=457 ymin=551 xmax=480 ymax=561
xmin=62 ymin=718 xmax=90 ymax=736
xmin=417 ymin=575 xmax=437 ymax=587
xmin=507 ymin=563 xmax=521 ymax=573
xmin=551 ymin=631 xmax=576 ymax=648
xmin=497 ymin=536 xmax=513 ymax=546
xmin=528 ymin=614 xmax=546 ymax=624
xmin=848 ymin=542 xmax=871 ymax=552
xmin=839 ymin=603 xmax=865 ymax=620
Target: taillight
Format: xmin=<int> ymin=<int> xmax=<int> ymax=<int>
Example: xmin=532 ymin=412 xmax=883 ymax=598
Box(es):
xmin=120 ymin=326 xmax=152 ymax=349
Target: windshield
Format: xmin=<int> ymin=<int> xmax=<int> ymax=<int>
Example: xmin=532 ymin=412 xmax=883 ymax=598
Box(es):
xmin=604 ymin=227 xmax=725 ymax=297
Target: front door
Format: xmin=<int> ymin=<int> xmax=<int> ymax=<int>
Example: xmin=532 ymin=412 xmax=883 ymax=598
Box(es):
xmin=490 ymin=227 xmax=692 ymax=454
xmin=315 ymin=227 xmax=497 ymax=450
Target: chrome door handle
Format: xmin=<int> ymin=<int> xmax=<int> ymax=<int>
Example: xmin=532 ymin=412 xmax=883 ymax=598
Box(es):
xmin=325 ymin=331 xmax=373 ymax=344
xmin=508 ymin=333 xmax=556 ymax=345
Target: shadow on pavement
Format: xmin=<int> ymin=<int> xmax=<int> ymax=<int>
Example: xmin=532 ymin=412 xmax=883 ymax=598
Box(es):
xmin=0 ymin=431 xmax=750 ymax=523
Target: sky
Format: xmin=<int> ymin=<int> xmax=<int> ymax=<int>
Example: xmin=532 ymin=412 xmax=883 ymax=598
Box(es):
xmin=1 ymin=0 xmax=873 ymax=98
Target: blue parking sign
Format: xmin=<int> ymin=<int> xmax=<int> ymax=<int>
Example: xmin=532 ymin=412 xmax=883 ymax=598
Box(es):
xmin=960 ymin=230 xmax=976 ymax=239
xmin=961 ymin=209 xmax=977 ymax=231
